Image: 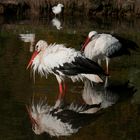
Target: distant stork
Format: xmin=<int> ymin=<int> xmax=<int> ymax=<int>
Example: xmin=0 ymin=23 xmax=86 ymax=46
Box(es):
xmin=52 ymin=3 xmax=64 ymax=16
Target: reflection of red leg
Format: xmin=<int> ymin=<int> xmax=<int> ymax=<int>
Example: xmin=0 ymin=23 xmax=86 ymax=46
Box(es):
xmin=58 ymin=82 xmax=63 ymax=100
xmin=54 ymin=82 xmax=64 ymax=109
xmin=55 ymin=82 xmax=67 ymax=109
xmin=59 ymin=83 xmax=63 ymax=94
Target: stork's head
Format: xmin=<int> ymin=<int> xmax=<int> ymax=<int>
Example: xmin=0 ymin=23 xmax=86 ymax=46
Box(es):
xmin=58 ymin=3 xmax=64 ymax=7
xmin=81 ymin=31 xmax=97 ymax=51
xmin=27 ymin=40 xmax=48 ymax=69
xmin=35 ymin=40 xmax=48 ymax=52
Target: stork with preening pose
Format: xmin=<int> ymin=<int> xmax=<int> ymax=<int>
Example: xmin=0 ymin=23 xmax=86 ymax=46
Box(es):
xmin=81 ymin=31 xmax=138 ymax=74
xmin=27 ymin=40 xmax=107 ymax=101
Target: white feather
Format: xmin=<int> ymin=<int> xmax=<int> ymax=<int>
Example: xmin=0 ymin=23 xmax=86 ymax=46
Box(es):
xmin=81 ymin=74 xmax=103 ymax=83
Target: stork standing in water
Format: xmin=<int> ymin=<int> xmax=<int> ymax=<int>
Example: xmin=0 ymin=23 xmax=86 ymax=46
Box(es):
xmin=81 ymin=31 xmax=138 ymax=74
xmin=27 ymin=40 xmax=107 ymax=101
xmin=52 ymin=3 xmax=64 ymax=16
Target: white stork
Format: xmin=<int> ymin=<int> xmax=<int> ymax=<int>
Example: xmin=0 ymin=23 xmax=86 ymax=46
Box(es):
xmin=27 ymin=40 xmax=107 ymax=100
xmin=81 ymin=31 xmax=138 ymax=74
xmin=52 ymin=3 xmax=64 ymax=16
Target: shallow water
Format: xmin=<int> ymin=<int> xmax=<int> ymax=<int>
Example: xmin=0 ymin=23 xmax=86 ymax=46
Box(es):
xmin=0 ymin=15 xmax=140 ymax=140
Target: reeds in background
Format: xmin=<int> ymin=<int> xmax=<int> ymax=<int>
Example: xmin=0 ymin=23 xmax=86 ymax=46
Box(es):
xmin=0 ymin=0 xmax=140 ymax=17
xmin=19 ymin=0 xmax=92 ymax=16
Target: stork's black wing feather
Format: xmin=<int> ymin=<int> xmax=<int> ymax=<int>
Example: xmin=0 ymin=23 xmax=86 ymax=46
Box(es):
xmin=53 ymin=56 xmax=107 ymax=76
xmin=52 ymin=109 xmax=102 ymax=129
xmin=109 ymin=34 xmax=139 ymax=57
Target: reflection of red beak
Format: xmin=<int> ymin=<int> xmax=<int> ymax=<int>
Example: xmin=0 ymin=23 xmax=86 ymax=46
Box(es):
xmin=26 ymin=105 xmax=38 ymax=127
xmin=27 ymin=51 xmax=39 ymax=69
xmin=81 ymin=37 xmax=91 ymax=51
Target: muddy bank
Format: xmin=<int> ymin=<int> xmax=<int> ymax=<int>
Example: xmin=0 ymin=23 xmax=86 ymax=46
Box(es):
xmin=0 ymin=0 xmax=140 ymax=17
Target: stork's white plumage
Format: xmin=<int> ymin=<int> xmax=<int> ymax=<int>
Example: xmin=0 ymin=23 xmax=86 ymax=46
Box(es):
xmin=27 ymin=40 xmax=106 ymax=100
xmin=81 ymin=31 xmax=138 ymax=74
xmin=52 ymin=3 xmax=64 ymax=16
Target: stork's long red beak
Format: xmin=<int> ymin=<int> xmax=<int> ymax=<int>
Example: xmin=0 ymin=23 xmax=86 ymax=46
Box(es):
xmin=27 ymin=51 xmax=39 ymax=69
xmin=81 ymin=37 xmax=91 ymax=51
xmin=26 ymin=105 xmax=38 ymax=127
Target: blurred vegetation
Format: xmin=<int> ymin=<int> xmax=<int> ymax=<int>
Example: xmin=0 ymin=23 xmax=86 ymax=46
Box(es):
xmin=0 ymin=0 xmax=140 ymax=17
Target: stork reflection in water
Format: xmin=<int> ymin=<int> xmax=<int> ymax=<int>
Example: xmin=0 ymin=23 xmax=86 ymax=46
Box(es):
xmin=82 ymin=79 xmax=136 ymax=112
xmin=26 ymin=98 xmax=101 ymax=137
xmin=52 ymin=17 xmax=62 ymax=30
xmin=26 ymin=78 xmax=136 ymax=137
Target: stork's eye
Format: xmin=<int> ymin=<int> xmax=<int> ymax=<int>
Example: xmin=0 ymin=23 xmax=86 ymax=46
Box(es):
xmin=35 ymin=45 xmax=39 ymax=50
xmin=91 ymin=34 xmax=95 ymax=39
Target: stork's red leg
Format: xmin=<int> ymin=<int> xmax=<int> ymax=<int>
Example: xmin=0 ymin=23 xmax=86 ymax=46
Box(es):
xmin=58 ymin=81 xmax=67 ymax=99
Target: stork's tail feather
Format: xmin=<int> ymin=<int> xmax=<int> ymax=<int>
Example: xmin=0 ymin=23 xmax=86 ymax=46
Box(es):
xmin=82 ymin=74 xmax=103 ymax=83
xmin=114 ymin=34 xmax=139 ymax=52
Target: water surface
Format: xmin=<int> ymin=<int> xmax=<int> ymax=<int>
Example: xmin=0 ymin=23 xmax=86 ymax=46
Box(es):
xmin=0 ymin=15 xmax=140 ymax=140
